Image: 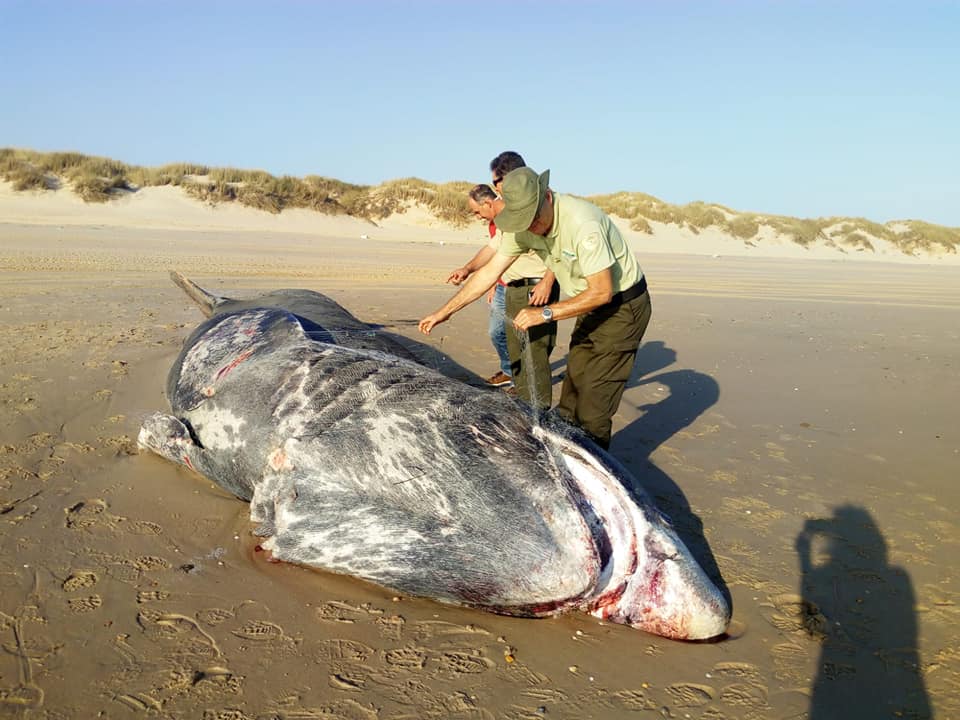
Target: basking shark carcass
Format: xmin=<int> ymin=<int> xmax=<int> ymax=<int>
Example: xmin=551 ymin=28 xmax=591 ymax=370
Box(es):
xmin=138 ymin=272 xmax=730 ymax=640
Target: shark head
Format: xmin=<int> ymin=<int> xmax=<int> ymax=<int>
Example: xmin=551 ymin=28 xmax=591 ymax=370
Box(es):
xmin=537 ymin=422 xmax=731 ymax=640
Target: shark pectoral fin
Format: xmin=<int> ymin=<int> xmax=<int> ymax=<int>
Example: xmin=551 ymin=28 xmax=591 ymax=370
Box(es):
xmin=138 ymin=411 xmax=205 ymax=472
xmin=249 ymin=467 xmax=295 ymax=538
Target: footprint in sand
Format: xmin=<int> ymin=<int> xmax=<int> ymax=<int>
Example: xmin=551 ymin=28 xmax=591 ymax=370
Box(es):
xmin=315 ymin=600 xmax=370 ymax=624
xmin=434 ymin=650 xmax=494 ymax=676
xmin=521 ymin=688 xmax=568 ymax=705
xmin=197 ymin=709 xmax=254 ymax=720
xmin=770 ymin=641 xmax=812 ymax=683
xmin=760 ymin=592 xmax=828 ymax=636
xmin=0 ymin=685 xmax=44 ymax=712
xmin=62 ymin=570 xmax=99 ymax=592
xmin=604 ymin=688 xmax=656 ymax=712
xmin=495 ymin=661 xmax=549 ymax=688
xmin=106 ymin=561 xmax=143 ymax=584
xmin=230 ymin=619 xmax=285 ymax=643
xmin=125 ymin=519 xmax=164 ymax=535
xmin=137 ymin=611 xmax=226 ymax=663
xmin=719 ymin=681 xmax=770 ymax=709
xmin=383 ymin=646 xmax=428 ymax=670
xmin=329 ymin=671 xmax=366 ymax=691
xmin=410 ymin=619 xmax=491 ymax=642
xmin=196 ymin=608 xmax=235 ymax=627
xmin=1 ymin=633 xmax=63 ymax=662
xmin=375 ymin=614 xmax=405 ymax=641
xmin=36 ymin=453 xmax=65 ymax=480
xmin=711 ymin=661 xmax=764 ymax=684
xmin=98 ymin=433 xmax=138 ymax=455
xmin=67 ymin=595 xmax=102 ymax=613
xmin=364 ymin=674 xmax=443 ymax=712
xmin=664 ymin=682 xmax=716 ymax=707
xmin=64 ymin=498 xmax=122 ymax=531
xmin=439 ymin=691 xmax=495 ymax=718
xmin=134 ymin=555 xmax=173 ymax=572
xmin=228 ymin=618 xmax=300 ymax=657
xmin=64 ymin=498 xmax=107 ymax=530
xmin=314 ymin=638 xmax=375 ymax=664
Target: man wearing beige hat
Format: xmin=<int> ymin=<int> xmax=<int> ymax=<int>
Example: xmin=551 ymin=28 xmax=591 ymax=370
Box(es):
xmin=419 ymin=165 xmax=651 ymax=450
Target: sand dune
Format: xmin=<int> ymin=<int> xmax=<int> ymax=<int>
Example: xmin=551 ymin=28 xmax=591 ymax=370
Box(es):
xmin=3 ymin=180 xmax=959 ymax=265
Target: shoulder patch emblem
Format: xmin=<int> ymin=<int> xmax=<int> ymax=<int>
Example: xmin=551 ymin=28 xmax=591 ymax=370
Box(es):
xmin=581 ymin=233 xmax=600 ymax=251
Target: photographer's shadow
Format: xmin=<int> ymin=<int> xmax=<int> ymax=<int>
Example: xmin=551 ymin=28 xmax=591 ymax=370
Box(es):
xmin=797 ymin=506 xmax=931 ymax=719
xmin=611 ymin=341 xmax=728 ymax=601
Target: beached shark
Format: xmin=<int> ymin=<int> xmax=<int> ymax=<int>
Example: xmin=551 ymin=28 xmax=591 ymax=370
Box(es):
xmin=138 ymin=272 xmax=730 ymax=640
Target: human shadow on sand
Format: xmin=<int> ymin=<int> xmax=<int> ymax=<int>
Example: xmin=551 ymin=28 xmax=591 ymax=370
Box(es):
xmin=609 ymin=341 xmax=729 ymax=605
xmin=797 ymin=505 xmax=931 ymax=720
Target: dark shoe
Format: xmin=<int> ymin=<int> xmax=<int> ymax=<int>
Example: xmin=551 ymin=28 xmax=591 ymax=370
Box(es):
xmin=485 ymin=371 xmax=513 ymax=387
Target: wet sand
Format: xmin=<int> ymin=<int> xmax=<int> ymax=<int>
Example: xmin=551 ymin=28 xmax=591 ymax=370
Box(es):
xmin=0 ymin=222 xmax=957 ymax=719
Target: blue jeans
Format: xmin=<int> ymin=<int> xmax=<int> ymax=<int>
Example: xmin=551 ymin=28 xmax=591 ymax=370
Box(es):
xmin=488 ymin=283 xmax=511 ymax=377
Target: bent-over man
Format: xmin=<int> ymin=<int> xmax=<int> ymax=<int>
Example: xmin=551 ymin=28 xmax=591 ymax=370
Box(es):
xmin=446 ymin=184 xmax=558 ymax=407
xmin=419 ymin=166 xmax=651 ymax=449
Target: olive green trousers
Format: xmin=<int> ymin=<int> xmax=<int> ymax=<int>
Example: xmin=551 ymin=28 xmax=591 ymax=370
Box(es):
xmin=504 ymin=283 xmax=559 ymax=410
xmin=557 ymin=291 xmax=652 ymax=449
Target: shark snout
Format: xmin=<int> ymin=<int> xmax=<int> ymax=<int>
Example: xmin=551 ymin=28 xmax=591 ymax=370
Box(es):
xmin=621 ymin=553 xmax=731 ymax=640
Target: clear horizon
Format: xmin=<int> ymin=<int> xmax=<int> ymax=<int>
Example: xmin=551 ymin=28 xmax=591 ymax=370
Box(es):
xmin=2 ymin=1 xmax=958 ymax=226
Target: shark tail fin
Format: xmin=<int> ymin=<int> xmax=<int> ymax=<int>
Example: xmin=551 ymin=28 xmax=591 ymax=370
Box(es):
xmin=169 ymin=271 xmax=225 ymax=317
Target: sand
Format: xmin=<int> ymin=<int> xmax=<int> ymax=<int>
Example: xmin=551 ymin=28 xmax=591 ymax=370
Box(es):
xmin=0 ymin=185 xmax=957 ymax=719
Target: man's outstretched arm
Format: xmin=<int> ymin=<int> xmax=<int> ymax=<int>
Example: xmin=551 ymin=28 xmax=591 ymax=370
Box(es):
xmin=446 ymin=244 xmax=496 ymax=285
xmin=420 ymin=252 xmax=517 ymax=334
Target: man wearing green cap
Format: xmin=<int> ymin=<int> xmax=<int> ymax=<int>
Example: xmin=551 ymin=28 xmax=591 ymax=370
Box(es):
xmin=419 ymin=166 xmax=651 ymax=450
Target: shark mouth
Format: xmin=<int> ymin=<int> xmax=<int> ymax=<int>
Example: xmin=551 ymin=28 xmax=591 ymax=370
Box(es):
xmin=537 ymin=426 xmax=731 ymax=641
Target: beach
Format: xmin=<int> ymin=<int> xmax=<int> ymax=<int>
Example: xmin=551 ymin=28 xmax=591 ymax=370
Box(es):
xmin=0 ymin=188 xmax=957 ymax=719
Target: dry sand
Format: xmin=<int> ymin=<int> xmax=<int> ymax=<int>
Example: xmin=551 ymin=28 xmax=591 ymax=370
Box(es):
xmin=0 ymin=186 xmax=957 ymax=719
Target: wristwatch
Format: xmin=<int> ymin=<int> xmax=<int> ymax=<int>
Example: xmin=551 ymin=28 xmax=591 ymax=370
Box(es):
xmin=541 ymin=306 xmax=554 ymax=322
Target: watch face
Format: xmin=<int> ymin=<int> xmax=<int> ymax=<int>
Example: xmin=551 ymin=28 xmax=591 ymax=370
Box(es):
xmin=542 ymin=307 xmax=553 ymax=321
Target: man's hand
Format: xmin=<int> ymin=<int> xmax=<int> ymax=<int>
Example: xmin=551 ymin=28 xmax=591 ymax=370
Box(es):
xmin=446 ymin=267 xmax=470 ymax=285
xmin=419 ymin=311 xmax=450 ymax=335
xmin=527 ymin=281 xmax=552 ymax=306
xmin=421 ymin=252 xmax=518 ymax=336
xmin=512 ymin=307 xmax=544 ymax=332
xmin=485 ymin=285 xmax=496 ymax=304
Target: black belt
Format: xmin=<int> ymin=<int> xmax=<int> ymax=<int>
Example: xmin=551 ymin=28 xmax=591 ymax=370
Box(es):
xmin=609 ymin=276 xmax=647 ymax=307
xmin=506 ymin=277 xmax=543 ymax=288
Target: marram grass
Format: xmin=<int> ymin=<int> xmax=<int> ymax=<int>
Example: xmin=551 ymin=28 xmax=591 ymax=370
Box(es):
xmin=1 ymin=148 xmax=957 ymax=254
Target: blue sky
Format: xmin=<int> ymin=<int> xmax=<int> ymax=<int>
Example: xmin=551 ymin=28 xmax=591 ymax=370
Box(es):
xmin=2 ymin=1 xmax=958 ymax=225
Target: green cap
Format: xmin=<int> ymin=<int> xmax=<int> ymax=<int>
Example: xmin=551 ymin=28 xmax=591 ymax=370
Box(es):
xmin=494 ymin=167 xmax=550 ymax=233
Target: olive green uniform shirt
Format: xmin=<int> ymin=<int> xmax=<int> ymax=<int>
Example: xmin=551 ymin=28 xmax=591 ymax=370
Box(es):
xmin=487 ymin=233 xmax=549 ymax=284
xmin=497 ymin=194 xmax=643 ymax=296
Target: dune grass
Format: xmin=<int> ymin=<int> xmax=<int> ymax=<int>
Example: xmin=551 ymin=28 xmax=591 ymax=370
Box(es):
xmin=590 ymin=191 xmax=958 ymax=255
xmin=0 ymin=148 xmax=474 ymax=223
xmin=2 ymin=147 xmax=958 ymax=254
